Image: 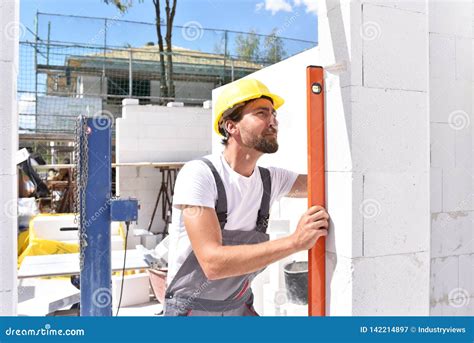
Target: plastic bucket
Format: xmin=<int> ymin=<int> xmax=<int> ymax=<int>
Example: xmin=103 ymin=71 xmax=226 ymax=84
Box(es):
xmin=283 ymin=261 xmax=308 ymax=305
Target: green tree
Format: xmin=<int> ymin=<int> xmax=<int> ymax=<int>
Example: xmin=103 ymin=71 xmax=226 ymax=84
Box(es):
xmin=235 ymin=30 xmax=260 ymax=62
xmin=104 ymin=0 xmax=177 ymax=101
xmin=263 ymin=28 xmax=286 ymax=63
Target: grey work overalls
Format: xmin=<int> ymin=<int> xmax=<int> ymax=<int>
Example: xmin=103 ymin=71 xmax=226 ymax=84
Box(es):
xmin=163 ymin=158 xmax=271 ymax=316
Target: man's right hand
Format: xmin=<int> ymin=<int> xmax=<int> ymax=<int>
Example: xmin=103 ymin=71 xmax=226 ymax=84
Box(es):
xmin=291 ymin=205 xmax=329 ymax=251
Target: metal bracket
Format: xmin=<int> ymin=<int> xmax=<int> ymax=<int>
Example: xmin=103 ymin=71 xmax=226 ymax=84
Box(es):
xmin=110 ymin=198 xmax=139 ymax=222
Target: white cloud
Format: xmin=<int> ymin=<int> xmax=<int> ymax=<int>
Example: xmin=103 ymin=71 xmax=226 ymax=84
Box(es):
xmin=255 ymin=2 xmax=265 ymax=12
xmin=293 ymin=0 xmax=318 ymax=15
xmin=263 ymin=0 xmax=293 ymax=15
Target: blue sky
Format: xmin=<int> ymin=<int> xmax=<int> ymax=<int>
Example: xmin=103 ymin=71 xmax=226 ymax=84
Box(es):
xmin=20 ymin=0 xmax=317 ymax=55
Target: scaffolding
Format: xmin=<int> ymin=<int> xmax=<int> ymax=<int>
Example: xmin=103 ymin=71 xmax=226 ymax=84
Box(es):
xmin=17 ymin=12 xmax=316 ymax=162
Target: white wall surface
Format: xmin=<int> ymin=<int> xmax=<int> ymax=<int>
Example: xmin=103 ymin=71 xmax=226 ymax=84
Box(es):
xmin=211 ymin=0 xmax=465 ymax=316
xmin=0 ymin=0 xmax=19 ymax=316
xmin=428 ymin=0 xmax=473 ymax=316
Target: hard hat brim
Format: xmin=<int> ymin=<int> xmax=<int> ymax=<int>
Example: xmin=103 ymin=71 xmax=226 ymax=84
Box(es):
xmin=213 ymin=92 xmax=285 ymax=137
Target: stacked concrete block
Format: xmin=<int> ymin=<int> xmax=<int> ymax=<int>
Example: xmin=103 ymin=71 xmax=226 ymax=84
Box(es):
xmin=211 ymin=0 xmax=437 ymax=316
xmin=208 ymin=0 xmax=473 ymax=317
xmin=116 ymin=99 xmax=212 ymax=236
xmin=323 ymin=0 xmax=430 ymax=315
xmin=428 ymin=0 xmax=473 ymax=316
xmin=0 ymin=0 xmax=19 ymax=316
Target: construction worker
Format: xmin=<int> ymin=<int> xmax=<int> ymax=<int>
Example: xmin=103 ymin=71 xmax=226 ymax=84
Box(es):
xmin=164 ymin=78 xmax=329 ymax=316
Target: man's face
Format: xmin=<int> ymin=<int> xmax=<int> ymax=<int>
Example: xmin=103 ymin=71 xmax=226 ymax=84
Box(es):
xmin=236 ymin=98 xmax=279 ymax=154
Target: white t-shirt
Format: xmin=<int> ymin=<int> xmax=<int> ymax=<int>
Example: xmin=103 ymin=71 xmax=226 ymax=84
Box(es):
xmin=166 ymin=153 xmax=298 ymax=284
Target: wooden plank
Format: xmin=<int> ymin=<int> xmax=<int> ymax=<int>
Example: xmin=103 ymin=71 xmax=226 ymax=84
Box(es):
xmin=32 ymin=162 xmax=185 ymax=169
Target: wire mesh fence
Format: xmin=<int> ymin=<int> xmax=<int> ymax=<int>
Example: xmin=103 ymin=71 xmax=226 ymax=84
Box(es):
xmin=18 ymin=12 xmax=316 ymax=147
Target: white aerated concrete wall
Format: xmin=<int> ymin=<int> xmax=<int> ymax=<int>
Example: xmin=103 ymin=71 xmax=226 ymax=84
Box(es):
xmin=428 ymin=0 xmax=473 ymax=316
xmin=212 ymin=0 xmax=472 ymax=316
xmin=116 ymin=99 xmax=212 ymax=235
xmin=0 ymin=0 xmax=19 ymax=316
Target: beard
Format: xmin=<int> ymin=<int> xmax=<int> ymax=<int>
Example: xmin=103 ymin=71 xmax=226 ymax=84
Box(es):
xmin=246 ymin=131 xmax=279 ymax=153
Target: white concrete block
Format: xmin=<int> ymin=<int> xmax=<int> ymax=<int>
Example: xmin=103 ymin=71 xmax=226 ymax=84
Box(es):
xmin=325 ymin=87 xmax=353 ymax=172
xmin=166 ymin=102 xmax=184 ymax=107
xmin=251 ymin=268 xmax=268 ymax=315
xmin=431 ymin=212 xmax=474 ymax=258
xmin=430 ymin=123 xmax=455 ymax=169
xmin=459 ymin=254 xmax=474 ymax=297
xmin=119 ymin=150 xmax=147 ymax=163
xmin=362 ymin=172 xmax=430 ymax=256
xmin=362 ymin=4 xmax=428 ymax=91
xmin=0 ymin=2 xmax=19 ymax=63
xmin=429 ymin=34 xmax=456 ymax=80
xmin=431 ymin=298 xmax=473 ymax=316
xmin=143 ymin=125 xmax=179 ymax=139
xmin=326 ymin=252 xmax=353 ymax=316
xmin=430 ymin=167 xmax=442 ymax=213
xmin=277 ymin=197 xmax=307 ymax=236
xmin=138 ymin=112 xmax=170 ymax=126
xmin=0 ymin=175 xmax=17 ymax=316
xmin=117 ymin=123 xmax=141 ymax=138
xmin=353 ymin=252 xmax=430 ymax=315
xmin=362 ymin=0 xmax=426 ymax=13
xmin=122 ymin=98 xmax=139 ymax=106
xmin=442 ymin=167 xmax=473 ymax=212
xmin=279 ymin=303 xmax=308 ymax=316
xmin=326 ymin=171 xmax=363 ymax=258
xmin=261 ymin=284 xmax=280 ymax=316
xmin=323 ymin=2 xmax=364 ymax=88
xmin=429 ymin=0 xmax=472 ymax=37
xmin=202 ymin=100 xmax=212 ymax=109
xmin=455 ymin=37 xmax=472 ymax=82
xmin=430 ymin=256 xmax=459 ymax=304
xmin=136 ymin=166 xmax=161 ymax=178
xmin=430 ymin=79 xmax=472 ymax=123
xmin=117 ymin=138 xmax=139 ymax=152
xmin=0 ymin=62 xmax=17 ymax=176
xmin=112 ymin=273 xmax=150 ymax=308
xmin=352 ymin=86 xmax=429 ymax=173
xmin=454 ymin=124 xmax=472 ymax=169
xmin=117 ymin=167 xmax=138 ymax=179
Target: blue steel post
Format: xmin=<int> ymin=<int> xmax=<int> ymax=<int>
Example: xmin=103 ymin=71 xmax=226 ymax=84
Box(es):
xmin=80 ymin=117 xmax=112 ymax=316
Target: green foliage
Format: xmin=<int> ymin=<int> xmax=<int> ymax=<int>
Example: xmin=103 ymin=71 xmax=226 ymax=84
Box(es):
xmin=235 ymin=30 xmax=260 ymax=61
xmin=263 ymin=28 xmax=286 ymax=63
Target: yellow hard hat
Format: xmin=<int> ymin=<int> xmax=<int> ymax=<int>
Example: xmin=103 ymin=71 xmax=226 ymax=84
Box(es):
xmin=213 ymin=78 xmax=285 ymax=137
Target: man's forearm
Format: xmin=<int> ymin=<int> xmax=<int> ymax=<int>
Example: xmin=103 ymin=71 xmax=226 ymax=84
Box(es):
xmin=205 ymin=235 xmax=299 ymax=280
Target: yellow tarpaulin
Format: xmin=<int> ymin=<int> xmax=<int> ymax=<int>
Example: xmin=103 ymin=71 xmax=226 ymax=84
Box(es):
xmin=17 ymin=214 xmax=140 ymax=276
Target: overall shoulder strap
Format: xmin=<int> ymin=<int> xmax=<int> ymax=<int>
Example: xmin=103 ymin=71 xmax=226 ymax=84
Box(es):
xmin=256 ymin=167 xmax=271 ymax=233
xmin=197 ymin=158 xmax=227 ymax=230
